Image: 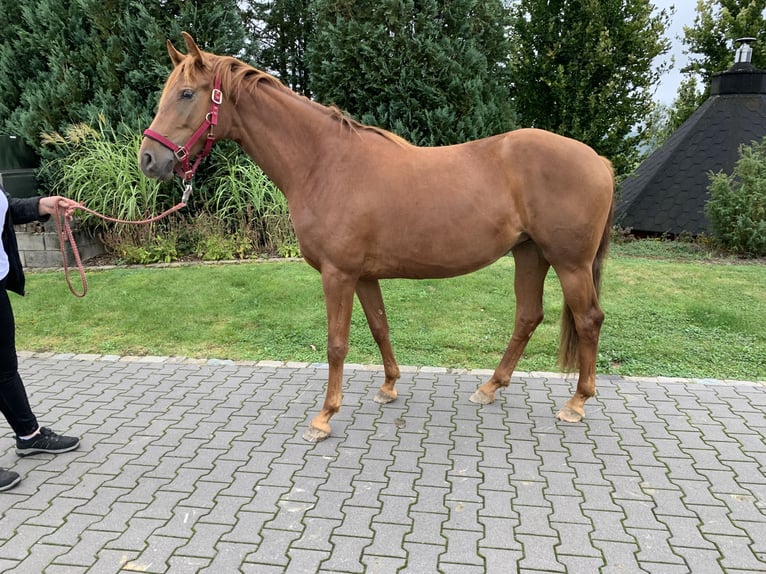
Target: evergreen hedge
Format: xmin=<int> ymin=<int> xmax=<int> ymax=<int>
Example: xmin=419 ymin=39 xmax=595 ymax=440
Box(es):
xmin=706 ymin=137 xmax=766 ymax=257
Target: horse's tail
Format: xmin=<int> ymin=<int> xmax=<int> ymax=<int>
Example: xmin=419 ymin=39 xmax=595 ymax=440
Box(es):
xmin=558 ymin=156 xmax=615 ymax=371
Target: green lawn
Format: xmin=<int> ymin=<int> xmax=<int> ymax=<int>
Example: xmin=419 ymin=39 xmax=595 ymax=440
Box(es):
xmin=13 ymin=244 xmax=766 ymax=381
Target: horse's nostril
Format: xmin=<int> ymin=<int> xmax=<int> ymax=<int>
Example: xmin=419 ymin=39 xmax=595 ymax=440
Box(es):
xmin=140 ymin=151 xmax=160 ymax=176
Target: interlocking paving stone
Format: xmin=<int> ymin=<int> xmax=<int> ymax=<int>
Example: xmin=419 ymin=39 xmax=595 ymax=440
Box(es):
xmin=1 ymin=355 xmax=766 ymax=573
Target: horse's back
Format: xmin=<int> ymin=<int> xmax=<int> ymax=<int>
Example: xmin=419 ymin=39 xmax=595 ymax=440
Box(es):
xmin=406 ymin=127 xmax=612 ymax=207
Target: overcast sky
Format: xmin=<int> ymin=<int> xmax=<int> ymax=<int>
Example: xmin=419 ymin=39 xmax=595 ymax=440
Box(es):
xmin=652 ymin=0 xmax=697 ymax=105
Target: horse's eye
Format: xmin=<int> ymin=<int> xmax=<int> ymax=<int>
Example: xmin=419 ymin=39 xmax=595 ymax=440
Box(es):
xmin=180 ymin=89 xmax=194 ymax=100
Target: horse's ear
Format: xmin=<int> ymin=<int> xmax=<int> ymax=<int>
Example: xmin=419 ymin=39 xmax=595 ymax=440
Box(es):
xmin=181 ymin=32 xmax=204 ymax=64
xmin=167 ymin=40 xmax=185 ymax=68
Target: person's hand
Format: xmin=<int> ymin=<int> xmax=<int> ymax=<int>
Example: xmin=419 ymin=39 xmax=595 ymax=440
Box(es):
xmin=38 ymin=196 xmax=80 ymax=219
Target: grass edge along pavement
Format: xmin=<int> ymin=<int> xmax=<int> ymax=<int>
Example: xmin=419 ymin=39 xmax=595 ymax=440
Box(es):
xmin=14 ymin=246 xmax=766 ymax=383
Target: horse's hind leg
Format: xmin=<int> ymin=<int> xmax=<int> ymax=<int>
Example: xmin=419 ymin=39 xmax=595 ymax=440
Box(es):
xmin=356 ymin=279 xmax=401 ymax=404
xmin=554 ymin=266 xmax=604 ymax=422
xmin=470 ymin=241 xmax=550 ymax=404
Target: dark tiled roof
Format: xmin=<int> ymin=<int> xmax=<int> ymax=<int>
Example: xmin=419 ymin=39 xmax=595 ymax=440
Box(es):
xmin=616 ymin=69 xmax=766 ymax=235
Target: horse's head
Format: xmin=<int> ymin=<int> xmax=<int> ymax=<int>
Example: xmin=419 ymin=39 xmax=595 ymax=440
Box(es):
xmin=139 ymin=33 xmax=223 ymax=183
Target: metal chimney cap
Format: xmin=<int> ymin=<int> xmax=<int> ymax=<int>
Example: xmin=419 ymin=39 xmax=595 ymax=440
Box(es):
xmin=734 ymin=37 xmax=756 ymax=64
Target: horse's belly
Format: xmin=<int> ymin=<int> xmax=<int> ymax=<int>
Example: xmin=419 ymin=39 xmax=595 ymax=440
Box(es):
xmin=361 ymin=226 xmax=519 ymax=279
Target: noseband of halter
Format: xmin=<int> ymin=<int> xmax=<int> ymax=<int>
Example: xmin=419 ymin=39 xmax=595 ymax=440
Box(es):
xmin=143 ymin=75 xmax=223 ymax=200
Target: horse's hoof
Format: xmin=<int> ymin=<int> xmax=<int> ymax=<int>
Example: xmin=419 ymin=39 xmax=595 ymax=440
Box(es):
xmin=469 ymin=389 xmax=494 ymax=404
xmin=374 ymin=390 xmax=396 ymax=404
xmin=302 ymin=426 xmax=330 ymax=442
xmin=556 ymin=406 xmax=584 ymax=423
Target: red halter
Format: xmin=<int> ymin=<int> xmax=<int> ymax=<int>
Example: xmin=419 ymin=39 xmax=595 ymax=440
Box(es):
xmin=143 ymin=76 xmax=223 ymax=201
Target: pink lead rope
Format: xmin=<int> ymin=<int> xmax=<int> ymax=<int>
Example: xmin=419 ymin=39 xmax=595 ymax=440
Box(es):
xmin=54 ymin=201 xmax=188 ymax=298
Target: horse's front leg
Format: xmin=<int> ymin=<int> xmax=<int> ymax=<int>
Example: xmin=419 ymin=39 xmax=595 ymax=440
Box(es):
xmin=356 ymin=279 xmax=400 ymax=404
xmin=303 ymin=268 xmax=357 ymax=442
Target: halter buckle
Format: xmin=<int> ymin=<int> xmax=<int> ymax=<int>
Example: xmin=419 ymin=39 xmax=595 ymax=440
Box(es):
xmin=212 ymin=88 xmax=223 ymax=105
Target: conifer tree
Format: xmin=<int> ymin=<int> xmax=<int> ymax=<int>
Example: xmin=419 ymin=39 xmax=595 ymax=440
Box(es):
xmin=245 ymin=0 xmax=313 ymax=95
xmin=307 ymin=0 xmax=515 ymax=146
xmin=0 ymin=0 xmax=248 ymax=156
xmin=508 ymin=0 xmax=670 ymax=175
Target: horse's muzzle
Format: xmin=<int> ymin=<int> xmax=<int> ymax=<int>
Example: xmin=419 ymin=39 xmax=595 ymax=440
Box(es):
xmin=138 ymin=144 xmax=175 ymax=181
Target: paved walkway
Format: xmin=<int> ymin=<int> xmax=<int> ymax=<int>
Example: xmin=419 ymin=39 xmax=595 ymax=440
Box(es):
xmin=1 ymin=354 xmax=765 ymax=573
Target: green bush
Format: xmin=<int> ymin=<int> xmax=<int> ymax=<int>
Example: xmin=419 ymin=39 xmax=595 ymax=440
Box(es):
xmin=207 ymin=143 xmax=299 ymax=257
xmin=100 ymin=225 xmax=179 ymax=265
xmin=706 ymin=138 xmax=766 ymax=257
xmin=186 ymin=212 xmax=256 ymax=261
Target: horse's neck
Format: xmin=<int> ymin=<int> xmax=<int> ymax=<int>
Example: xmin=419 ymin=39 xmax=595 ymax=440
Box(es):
xmin=231 ymin=81 xmax=341 ymax=194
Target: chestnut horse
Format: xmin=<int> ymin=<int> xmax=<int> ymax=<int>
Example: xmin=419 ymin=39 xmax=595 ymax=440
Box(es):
xmin=139 ymin=34 xmax=615 ymax=442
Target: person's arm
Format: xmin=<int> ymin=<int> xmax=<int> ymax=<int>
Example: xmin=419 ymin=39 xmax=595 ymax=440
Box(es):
xmin=7 ymin=195 xmax=43 ymax=225
xmin=9 ymin=195 xmax=79 ymax=224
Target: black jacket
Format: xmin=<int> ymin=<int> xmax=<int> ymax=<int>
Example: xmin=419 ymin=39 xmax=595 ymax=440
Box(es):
xmin=2 ymin=187 xmax=47 ymax=296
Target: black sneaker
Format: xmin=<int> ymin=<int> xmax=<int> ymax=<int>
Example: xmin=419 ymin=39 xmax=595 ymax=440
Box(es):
xmin=0 ymin=468 xmax=21 ymax=491
xmin=16 ymin=427 xmax=80 ymax=457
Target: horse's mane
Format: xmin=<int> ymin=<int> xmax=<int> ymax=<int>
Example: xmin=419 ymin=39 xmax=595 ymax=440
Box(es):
xmin=182 ymin=54 xmax=409 ymax=147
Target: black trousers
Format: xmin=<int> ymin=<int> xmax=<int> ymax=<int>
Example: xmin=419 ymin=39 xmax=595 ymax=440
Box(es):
xmin=0 ymin=278 xmax=38 ymax=437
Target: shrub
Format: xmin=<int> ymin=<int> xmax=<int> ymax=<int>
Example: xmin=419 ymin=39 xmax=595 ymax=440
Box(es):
xmin=207 ymin=143 xmax=300 ymax=257
xmin=706 ymin=138 xmax=766 ymax=257
xmin=185 ymin=212 xmax=256 ymax=261
xmin=100 ymin=226 xmax=179 ymax=265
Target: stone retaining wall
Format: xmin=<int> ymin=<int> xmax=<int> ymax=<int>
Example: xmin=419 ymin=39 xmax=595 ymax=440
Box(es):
xmin=14 ymin=219 xmax=104 ymax=268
